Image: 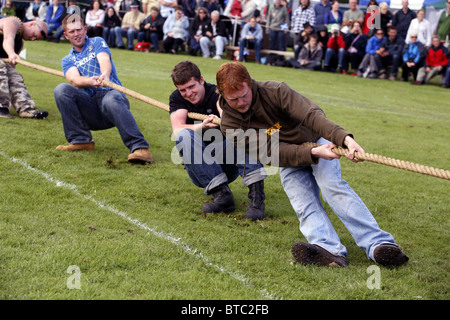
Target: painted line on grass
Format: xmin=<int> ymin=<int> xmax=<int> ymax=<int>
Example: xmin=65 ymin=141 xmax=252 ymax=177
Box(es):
xmin=1 ymin=151 xmax=280 ymax=300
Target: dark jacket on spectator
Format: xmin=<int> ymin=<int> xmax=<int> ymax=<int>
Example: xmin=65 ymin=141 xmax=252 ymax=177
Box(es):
xmin=140 ymin=12 xmax=165 ymax=39
xmin=380 ymin=35 xmax=405 ymax=57
xmin=344 ymin=32 xmax=368 ymax=57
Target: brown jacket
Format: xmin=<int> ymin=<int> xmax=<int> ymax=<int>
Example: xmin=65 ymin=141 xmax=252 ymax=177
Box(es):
xmin=219 ymin=79 xmax=351 ymax=167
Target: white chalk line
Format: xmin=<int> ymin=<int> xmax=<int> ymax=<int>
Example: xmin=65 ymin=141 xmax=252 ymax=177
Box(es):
xmin=0 ymin=151 xmax=280 ymax=300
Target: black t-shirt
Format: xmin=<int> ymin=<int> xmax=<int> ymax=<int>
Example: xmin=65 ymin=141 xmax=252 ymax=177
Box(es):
xmin=169 ymin=82 xmax=221 ymax=125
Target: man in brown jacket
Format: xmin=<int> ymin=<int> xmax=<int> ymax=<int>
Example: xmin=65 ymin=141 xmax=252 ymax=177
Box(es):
xmin=216 ymin=62 xmax=409 ymax=268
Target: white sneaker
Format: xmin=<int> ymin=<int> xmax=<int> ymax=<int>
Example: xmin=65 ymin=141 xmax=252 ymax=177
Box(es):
xmin=213 ymin=55 xmax=222 ymax=60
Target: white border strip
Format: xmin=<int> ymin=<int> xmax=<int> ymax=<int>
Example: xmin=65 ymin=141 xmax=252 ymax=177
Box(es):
xmin=0 ymin=151 xmax=279 ymax=300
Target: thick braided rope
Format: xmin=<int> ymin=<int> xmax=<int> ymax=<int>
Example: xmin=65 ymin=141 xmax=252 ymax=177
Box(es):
xmin=11 ymin=59 xmax=449 ymax=180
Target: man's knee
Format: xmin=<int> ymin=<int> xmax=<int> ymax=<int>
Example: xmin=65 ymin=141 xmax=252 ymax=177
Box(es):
xmin=54 ymin=83 xmax=73 ymax=99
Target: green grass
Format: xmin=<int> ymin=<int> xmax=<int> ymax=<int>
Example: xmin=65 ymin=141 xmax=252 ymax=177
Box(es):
xmin=0 ymin=40 xmax=449 ymax=301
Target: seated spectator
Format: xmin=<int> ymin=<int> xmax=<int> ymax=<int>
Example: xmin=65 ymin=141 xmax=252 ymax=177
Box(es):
xmin=416 ymin=36 xmax=449 ymax=85
xmin=294 ymin=22 xmax=314 ymax=60
xmin=25 ymin=0 xmax=47 ymax=22
xmin=46 ymin=0 xmax=65 ymax=34
xmin=323 ymin=24 xmax=345 ymax=72
xmin=2 ymin=0 xmax=16 ymax=17
xmin=238 ymin=16 xmax=263 ymax=62
xmin=401 ymin=32 xmax=426 ymax=82
xmin=189 ymin=7 xmax=211 ymax=56
xmin=103 ymin=6 xmax=122 ymax=47
xmin=86 ymin=0 xmax=105 ymax=38
xmin=444 ymin=67 xmax=450 ymax=88
xmin=316 ymin=25 xmax=329 ymax=63
xmin=324 ymin=0 xmax=343 ymax=33
xmin=266 ymin=0 xmax=289 ymax=52
xmin=162 ymin=6 xmax=189 ymax=54
xmin=379 ymin=2 xmax=393 ymax=35
xmin=405 ymin=8 xmax=432 ymax=49
xmin=138 ymin=6 xmax=165 ymax=52
xmin=115 ymin=1 xmax=145 ymax=50
xmin=200 ymin=10 xmax=229 ymax=60
xmin=375 ymin=26 xmax=404 ymax=80
xmin=291 ymin=0 xmax=316 ymax=35
xmin=357 ymin=28 xmax=385 ymax=78
xmin=289 ymin=33 xmax=323 ymax=70
xmin=314 ymin=0 xmax=331 ymax=29
xmin=342 ymin=0 xmax=364 ymax=28
xmin=342 ymin=20 xmax=367 ymax=75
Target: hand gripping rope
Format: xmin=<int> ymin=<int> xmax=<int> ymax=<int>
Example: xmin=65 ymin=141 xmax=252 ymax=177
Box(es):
xmin=9 ymin=59 xmax=450 ymax=181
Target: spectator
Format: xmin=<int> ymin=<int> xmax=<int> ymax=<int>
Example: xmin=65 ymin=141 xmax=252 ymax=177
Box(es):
xmin=443 ymin=66 xmax=450 ymax=88
xmin=292 ymin=33 xmax=323 ymax=70
xmin=342 ymin=0 xmax=364 ymax=28
xmin=392 ymin=0 xmax=416 ymax=41
xmin=138 ymin=6 xmax=165 ymax=52
xmin=115 ymin=1 xmax=145 ymax=50
xmin=294 ymin=21 xmax=313 ymax=60
xmin=316 ymin=24 xmax=329 ymax=63
xmin=188 ymin=7 xmax=211 ymax=56
xmin=103 ymin=6 xmax=122 ymax=47
xmin=162 ymin=6 xmax=189 ymax=54
xmin=435 ymin=0 xmax=450 ymax=45
xmin=313 ymin=0 xmax=330 ymax=29
xmin=379 ymin=2 xmax=393 ymax=35
xmin=375 ymin=25 xmax=404 ymax=80
xmin=266 ymin=0 xmax=289 ymax=51
xmin=253 ymin=0 xmax=267 ymax=22
xmin=115 ymin=0 xmax=133 ymax=18
xmin=357 ymin=28 xmax=385 ymax=78
xmin=86 ymin=0 xmax=105 ymax=38
xmin=142 ymin=0 xmax=160 ymax=15
xmin=401 ymin=32 xmax=426 ymax=82
xmin=238 ymin=16 xmax=263 ymax=62
xmin=323 ymin=23 xmax=345 ymax=72
xmin=342 ymin=20 xmax=367 ymax=75
xmin=362 ymin=0 xmax=379 ymax=36
xmin=199 ymin=0 xmax=220 ymax=14
xmin=45 ymin=0 xmax=65 ymax=35
xmin=2 ymin=0 xmax=16 ymax=17
xmin=416 ymin=36 xmax=449 ymax=85
xmin=159 ymin=0 xmax=177 ymax=18
xmin=241 ymin=0 xmax=257 ymax=22
xmin=323 ymin=0 xmax=343 ymax=33
xmin=182 ymin=0 xmax=197 ymax=19
xmin=25 ymin=0 xmax=47 ymax=22
xmin=229 ymin=0 xmax=243 ymax=19
xmin=291 ymin=0 xmax=316 ymax=34
xmin=47 ymin=0 xmax=83 ymax=43
xmin=406 ymin=8 xmax=432 ymax=49
xmin=200 ymin=10 xmax=229 ymax=59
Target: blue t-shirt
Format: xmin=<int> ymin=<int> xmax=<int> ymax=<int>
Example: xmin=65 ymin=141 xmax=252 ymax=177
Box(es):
xmin=62 ymin=36 xmax=121 ymax=96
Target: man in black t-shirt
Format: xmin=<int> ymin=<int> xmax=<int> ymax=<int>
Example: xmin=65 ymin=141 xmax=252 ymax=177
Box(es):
xmin=169 ymin=61 xmax=266 ymax=220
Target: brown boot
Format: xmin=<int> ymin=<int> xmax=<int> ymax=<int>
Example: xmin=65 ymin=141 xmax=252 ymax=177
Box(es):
xmin=56 ymin=142 xmax=95 ymax=151
xmin=128 ymin=148 xmax=154 ymax=164
xmin=373 ymin=244 xmax=408 ymax=267
xmin=291 ymin=241 xmax=348 ymax=267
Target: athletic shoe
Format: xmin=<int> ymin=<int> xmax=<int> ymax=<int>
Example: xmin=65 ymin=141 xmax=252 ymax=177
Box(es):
xmin=291 ymin=241 xmax=348 ymax=267
xmin=373 ymin=243 xmax=409 ymax=267
xmin=19 ymin=108 xmax=48 ymax=119
xmin=56 ymin=142 xmax=95 ymax=151
xmin=128 ymin=148 xmax=154 ymax=164
xmin=0 ymin=107 xmax=13 ymax=119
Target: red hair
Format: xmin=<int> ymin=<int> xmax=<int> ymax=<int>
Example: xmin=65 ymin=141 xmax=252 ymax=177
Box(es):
xmin=216 ymin=62 xmax=252 ymax=96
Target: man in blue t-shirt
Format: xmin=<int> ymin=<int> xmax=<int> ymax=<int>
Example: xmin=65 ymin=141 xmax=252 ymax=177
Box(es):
xmin=169 ymin=61 xmax=266 ymax=220
xmin=53 ymin=14 xmax=153 ymax=164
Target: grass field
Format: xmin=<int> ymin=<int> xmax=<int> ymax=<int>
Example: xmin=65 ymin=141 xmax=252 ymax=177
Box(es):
xmin=0 ymin=40 xmax=449 ymax=303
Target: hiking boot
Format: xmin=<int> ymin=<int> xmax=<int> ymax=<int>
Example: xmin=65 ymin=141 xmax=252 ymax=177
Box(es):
xmin=19 ymin=108 xmax=49 ymax=119
xmin=56 ymin=142 xmax=95 ymax=151
xmin=245 ymin=180 xmax=265 ymax=221
xmin=128 ymin=148 xmax=154 ymax=164
xmin=203 ymin=184 xmax=236 ymax=214
xmin=291 ymin=241 xmax=348 ymax=267
xmin=378 ymin=69 xmax=386 ymax=79
xmin=0 ymin=107 xmax=13 ymax=119
xmin=373 ymin=243 xmax=409 ymax=267
xmin=389 ymin=74 xmax=397 ymax=81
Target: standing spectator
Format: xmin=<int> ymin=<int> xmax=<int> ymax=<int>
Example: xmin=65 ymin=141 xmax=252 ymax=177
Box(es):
xmin=342 ymin=0 xmax=364 ymax=28
xmin=86 ymin=0 xmax=105 ymax=38
xmin=266 ymin=0 xmax=289 ymax=51
xmin=115 ymin=0 xmax=133 ymax=18
xmin=160 ymin=0 xmax=178 ymax=18
xmin=241 ymin=0 xmax=257 ymax=22
xmin=406 ymin=8 xmax=432 ymax=49
xmin=188 ymin=7 xmax=210 ymax=56
xmin=291 ymin=0 xmax=316 ymax=34
xmin=182 ymin=0 xmax=197 ymax=19
xmin=323 ymin=24 xmax=345 ymax=72
xmin=238 ymin=16 xmax=263 ymax=62
xmin=138 ymin=6 xmax=165 ymax=52
xmin=435 ymin=0 xmax=450 ymax=45
xmin=379 ymin=2 xmax=393 ymax=35
xmin=142 ymin=0 xmax=160 ymax=15
xmin=199 ymin=0 xmax=220 ymax=14
xmin=342 ymin=20 xmax=367 ymax=75
xmin=323 ymin=0 xmax=343 ymax=33
xmin=25 ymin=0 xmax=47 ymax=22
xmin=2 ymin=0 xmax=16 ymax=17
xmin=375 ymin=25 xmax=404 ymax=80
xmin=401 ymin=32 xmax=426 ymax=82
xmin=103 ymin=6 xmax=121 ymax=47
xmin=162 ymin=6 xmax=189 ymax=54
xmin=253 ymin=0 xmax=267 ymax=22
xmin=416 ymin=36 xmax=449 ymax=85
xmin=392 ymin=0 xmax=416 ymax=41
xmin=46 ymin=0 xmax=65 ymax=35
xmin=115 ymin=1 xmax=145 ymax=50
xmin=313 ymin=0 xmax=330 ymax=29
xmin=200 ymin=10 xmax=229 ymax=59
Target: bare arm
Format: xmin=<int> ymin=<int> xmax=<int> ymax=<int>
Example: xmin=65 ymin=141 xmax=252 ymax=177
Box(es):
xmin=170 ymin=109 xmax=219 ymax=138
xmin=0 ymin=17 xmax=21 ymax=65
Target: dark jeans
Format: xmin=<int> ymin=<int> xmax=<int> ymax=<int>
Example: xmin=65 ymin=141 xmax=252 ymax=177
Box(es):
xmin=401 ymin=59 xmax=424 ymax=81
xmin=163 ymin=37 xmax=184 ymax=53
xmin=239 ymin=38 xmax=262 ymax=62
xmin=374 ymin=53 xmax=402 ymax=75
xmin=269 ymin=30 xmax=285 ymax=51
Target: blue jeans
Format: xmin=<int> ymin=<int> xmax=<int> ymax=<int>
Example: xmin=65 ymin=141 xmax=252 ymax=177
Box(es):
xmin=176 ymin=129 xmax=266 ymax=194
xmin=115 ymin=27 xmax=138 ymax=49
xmin=324 ymin=48 xmax=345 ymax=68
xmin=279 ymin=137 xmax=396 ymax=261
xmin=239 ymin=38 xmax=262 ymax=62
xmin=54 ymin=83 xmax=149 ymax=153
xmin=269 ymin=30 xmax=285 ymax=51
xmin=103 ymin=27 xmax=117 ymax=46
